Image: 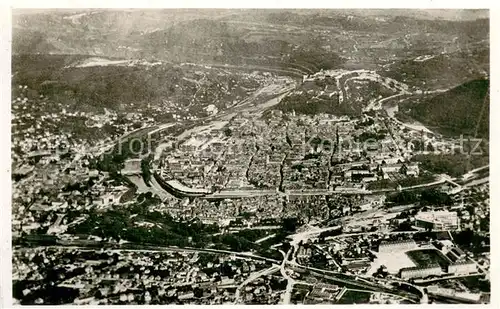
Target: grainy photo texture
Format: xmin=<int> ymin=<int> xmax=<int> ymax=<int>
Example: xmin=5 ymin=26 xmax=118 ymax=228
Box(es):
xmin=11 ymin=9 xmax=490 ymax=305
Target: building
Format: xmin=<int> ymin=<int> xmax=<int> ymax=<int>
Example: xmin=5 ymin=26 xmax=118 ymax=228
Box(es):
xmin=177 ymin=291 xmax=195 ymax=301
xmin=297 ymin=246 xmax=313 ymax=260
xmin=345 ymin=260 xmax=371 ymax=273
xmin=381 ymin=163 xmax=403 ymax=174
xmin=415 ymin=210 xmax=460 ymax=230
xmin=403 ymin=163 xmax=420 ymax=177
xmin=373 ymin=155 xmax=403 ymax=165
xmin=378 ymin=239 xmax=417 ymax=253
xmin=220 ymin=277 xmax=236 ymax=285
xmin=358 ymin=202 xmax=373 ymax=211
xmin=96 ymin=193 xmax=121 ymax=206
xmin=400 ymin=265 xmax=442 ymax=280
xmin=345 ymin=169 xmax=371 ymax=178
xmin=363 ymin=194 xmax=386 ymax=207
xmin=448 ymin=261 xmax=477 ymax=275
xmin=446 ymin=247 xmax=467 ymax=263
xmin=361 ymin=175 xmax=378 ymax=183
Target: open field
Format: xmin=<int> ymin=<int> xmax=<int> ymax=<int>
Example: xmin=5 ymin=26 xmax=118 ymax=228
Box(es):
xmin=337 ymin=290 xmax=371 ymax=304
xmin=368 ymin=251 xmax=416 ymax=275
xmin=406 ymin=249 xmax=451 ymax=269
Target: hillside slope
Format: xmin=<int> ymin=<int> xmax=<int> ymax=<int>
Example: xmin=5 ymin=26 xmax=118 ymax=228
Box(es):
xmin=404 ymin=79 xmax=489 ymax=138
xmin=13 ymin=10 xmax=488 ymax=73
xmin=273 ymin=69 xmax=408 ymax=116
xmin=12 ymin=54 xmax=266 ymax=118
xmin=380 ymin=49 xmax=489 ymax=89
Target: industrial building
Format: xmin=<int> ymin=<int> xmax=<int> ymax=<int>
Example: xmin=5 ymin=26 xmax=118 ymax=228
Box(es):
xmin=415 ymin=210 xmax=460 ymax=230
xmin=448 ymin=261 xmax=477 ymax=275
xmin=400 ymin=265 xmax=442 ymax=280
xmin=378 ymin=239 xmax=417 ymax=253
xmin=446 ymin=247 xmax=467 ymax=263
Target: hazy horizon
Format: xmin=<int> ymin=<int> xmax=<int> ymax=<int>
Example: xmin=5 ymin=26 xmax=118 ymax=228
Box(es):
xmin=12 ymin=8 xmax=489 ymax=21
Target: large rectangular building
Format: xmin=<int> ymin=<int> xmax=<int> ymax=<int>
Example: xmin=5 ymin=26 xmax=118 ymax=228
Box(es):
xmin=446 ymin=247 xmax=467 ymax=263
xmin=378 ymin=239 xmax=417 ymax=253
xmin=400 ymin=265 xmax=442 ymax=280
xmin=448 ymin=261 xmax=477 ymax=275
xmin=415 ymin=210 xmax=460 ymax=230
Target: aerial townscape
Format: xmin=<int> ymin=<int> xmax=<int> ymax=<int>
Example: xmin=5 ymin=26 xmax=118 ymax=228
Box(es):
xmin=11 ymin=8 xmax=490 ymax=305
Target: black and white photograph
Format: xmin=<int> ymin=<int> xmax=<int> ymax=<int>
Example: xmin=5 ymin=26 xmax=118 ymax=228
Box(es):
xmin=8 ymin=6 xmax=491 ymax=306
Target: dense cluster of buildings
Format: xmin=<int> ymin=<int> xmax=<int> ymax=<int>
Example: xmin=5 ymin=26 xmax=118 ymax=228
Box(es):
xmin=157 ymin=111 xmax=427 ymax=195
xmin=454 ymin=184 xmax=490 ymax=233
xmin=13 ymin=247 xmax=274 ymax=305
xmin=11 ymin=85 xmax=164 ymax=238
xmin=11 ymin=64 xmax=490 ymax=305
xmin=11 ymin=153 xmax=131 ymax=237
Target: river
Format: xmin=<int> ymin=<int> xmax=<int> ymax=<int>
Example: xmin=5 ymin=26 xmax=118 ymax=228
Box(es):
xmin=380 ymin=94 xmax=434 ymax=134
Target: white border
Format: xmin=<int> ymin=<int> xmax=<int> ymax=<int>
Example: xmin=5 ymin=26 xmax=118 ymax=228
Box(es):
xmin=1 ymin=2 xmax=497 ymax=309
xmin=488 ymin=7 xmax=498 ymax=309
xmin=0 ymin=5 xmax=12 ymax=309
xmin=4 ymin=1 xmax=499 ymax=9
